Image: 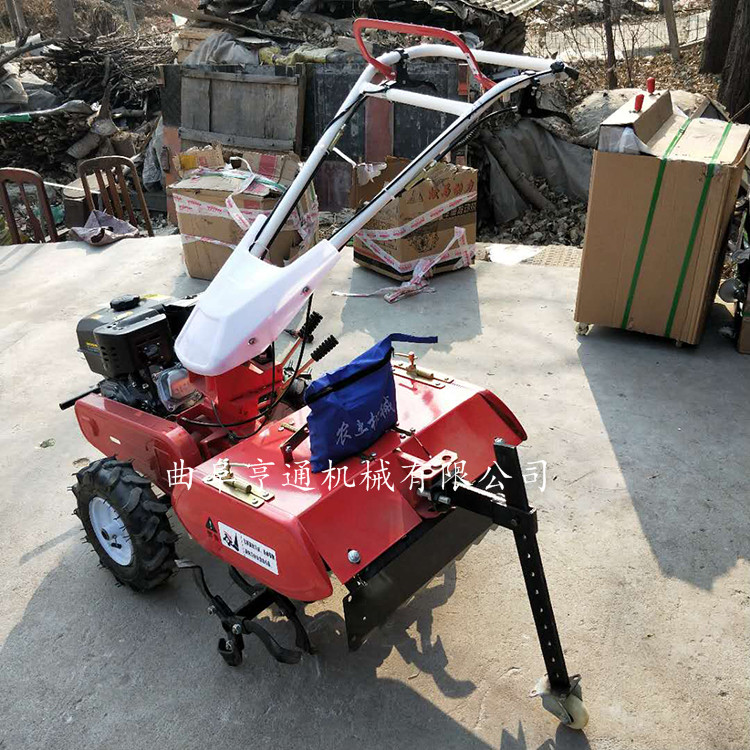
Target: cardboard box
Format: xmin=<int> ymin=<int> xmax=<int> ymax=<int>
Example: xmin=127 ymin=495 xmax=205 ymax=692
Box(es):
xmin=172 ymin=143 xmax=225 ymax=179
xmin=351 ymin=157 xmax=477 ymax=281
xmin=169 ymin=151 xmax=318 ymax=280
xmin=575 ymin=91 xmax=750 ymax=345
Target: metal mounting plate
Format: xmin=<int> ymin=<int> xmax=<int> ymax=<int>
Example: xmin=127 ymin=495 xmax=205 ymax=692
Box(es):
xmin=393 ymin=362 xmax=453 ymax=388
xmin=343 ymin=507 xmax=492 ymax=650
xmin=203 ymin=474 xmax=274 ymax=507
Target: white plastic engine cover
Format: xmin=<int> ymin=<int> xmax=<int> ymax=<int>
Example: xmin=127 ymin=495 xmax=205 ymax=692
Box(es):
xmin=175 ymin=234 xmax=341 ymax=376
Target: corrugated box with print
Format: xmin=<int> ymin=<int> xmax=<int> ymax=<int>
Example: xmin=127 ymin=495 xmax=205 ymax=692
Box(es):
xmin=351 ymin=157 xmax=477 ymax=281
xmin=169 ymin=151 xmax=318 ymax=280
xmin=575 ymin=91 xmax=750 ymax=345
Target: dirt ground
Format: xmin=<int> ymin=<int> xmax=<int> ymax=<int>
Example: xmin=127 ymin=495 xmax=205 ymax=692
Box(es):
xmin=0 ymin=236 xmax=748 ymax=749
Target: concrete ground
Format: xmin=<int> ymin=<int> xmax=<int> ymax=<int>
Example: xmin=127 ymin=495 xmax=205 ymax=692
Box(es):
xmin=0 ymin=235 xmax=748 ymax=750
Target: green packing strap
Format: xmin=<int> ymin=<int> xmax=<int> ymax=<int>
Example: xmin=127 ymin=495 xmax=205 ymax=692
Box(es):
xmin=0 ymin=113 xmax=31 ymax=123
xmin=620 ymin=118 xmax=693 ymax=329
xmin=664 ymin=121 xmax=733 ymax=338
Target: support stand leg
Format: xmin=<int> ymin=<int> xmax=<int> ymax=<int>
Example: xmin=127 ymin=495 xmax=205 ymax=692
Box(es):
xmin=492 ymin=439 xmax=588 ymax=729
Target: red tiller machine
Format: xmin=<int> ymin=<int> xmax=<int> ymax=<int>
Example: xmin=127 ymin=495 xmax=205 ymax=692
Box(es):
xmin=62 ymin=20 xmax=588 ymax=728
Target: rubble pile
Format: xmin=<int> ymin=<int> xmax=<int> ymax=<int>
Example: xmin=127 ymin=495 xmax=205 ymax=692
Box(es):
xmin=525 ymin=0 xmax=656 ymax=31
xmin=0 ymin=31 xmax=171 ymax=179
xmin=480 ymin=178 xmax=588 ymax=247
xmin=191 ymin=0 xmax=527 ymax=52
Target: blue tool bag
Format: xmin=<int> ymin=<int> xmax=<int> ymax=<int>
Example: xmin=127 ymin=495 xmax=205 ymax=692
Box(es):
xmin=304 ymin=333 xmax=438 ymax=472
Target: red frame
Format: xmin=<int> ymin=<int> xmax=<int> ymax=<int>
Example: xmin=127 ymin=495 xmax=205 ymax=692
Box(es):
xmin=77 ymin=365 xmax=526 ymax=601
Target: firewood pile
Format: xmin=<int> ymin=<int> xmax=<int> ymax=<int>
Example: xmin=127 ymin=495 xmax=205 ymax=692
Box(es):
xmin=0 ymin=107 xmax=92 ymax=176
xmin=43 ymin=32 xmax=174 ymax=109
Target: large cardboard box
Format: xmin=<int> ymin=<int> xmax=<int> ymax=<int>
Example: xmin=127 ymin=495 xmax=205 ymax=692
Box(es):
xmin=351 ymin=157 xmax=477 ymax=281
xmin=169 ymin=151 xmax=318 ymax=280
xmin=575 ymin=91 xmax=750 ymax=345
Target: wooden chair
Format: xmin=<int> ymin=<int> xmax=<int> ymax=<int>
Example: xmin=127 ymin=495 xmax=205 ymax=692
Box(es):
xmin=0 ymin=168 xmax=59 ymax=243
xmin=78 ymin=155 xmax=154 ymax=237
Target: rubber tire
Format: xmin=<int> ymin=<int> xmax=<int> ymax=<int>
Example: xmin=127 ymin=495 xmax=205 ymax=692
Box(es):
xmin=73 ymin=457 xmax=177 ymax=591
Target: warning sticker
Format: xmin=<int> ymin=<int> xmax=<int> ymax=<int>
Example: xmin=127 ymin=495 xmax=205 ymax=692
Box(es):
xmin=218 ymin=521 xmax=278 ymax=575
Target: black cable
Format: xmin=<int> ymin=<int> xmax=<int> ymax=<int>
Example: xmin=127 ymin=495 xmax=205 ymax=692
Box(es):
xmin=177 ymin=300 xmax=312 ymax=431
xmin=241 ymin=296 xmax=313 ymax=438
xmin=205 ymin=342 xmax=276 ymax=443
xmin=343 ymin=70 xmax=550 ymax=227
xmin=392 ymin=106 xmax=516 ymax=197
xmin=345 ymin=102 xmax=517 ymax=230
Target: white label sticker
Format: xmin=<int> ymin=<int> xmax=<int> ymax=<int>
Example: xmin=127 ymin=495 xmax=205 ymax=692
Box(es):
xmin=218 ymin=521 xmax=278 ymax=575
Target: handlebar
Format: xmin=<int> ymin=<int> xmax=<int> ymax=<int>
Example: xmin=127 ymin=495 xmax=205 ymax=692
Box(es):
xmin=352 ymin=18 xmax=497 ymax=92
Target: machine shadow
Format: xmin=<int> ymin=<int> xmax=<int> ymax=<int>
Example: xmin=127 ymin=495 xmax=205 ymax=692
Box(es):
xmin=0 ymin=540 xmax=523 ymax=750
xmin=499 ymin=722 xmax=592 ymax=750
xmin=2 ymin=516 xmax=592 ymax=750
xmin=577 ymin=303 xmax=750 ymax=589
xmin=303 ymin=565 xmax=476 ymax=700
xmin=339 ymin=263 xmax=482 ymax=354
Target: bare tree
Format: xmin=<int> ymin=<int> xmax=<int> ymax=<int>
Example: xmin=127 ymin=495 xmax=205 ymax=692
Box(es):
xmin=55 ymin=0 xmax=76 ymax=37
xmin=662 ymin=0 xmax=680 ymax=62
xmin=719 ymin=0 xmax=750 ymax=123
xmin=701 ymin=0 xmax=739 ymax=73
xmin=4 ymin=0 xmax=27 ymax=42
xmin=603 ymin=0 xmax=619 ymax=89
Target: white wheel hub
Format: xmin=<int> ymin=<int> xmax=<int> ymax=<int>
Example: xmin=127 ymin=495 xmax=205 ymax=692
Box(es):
xmin=89 ymin=496 xmax=133 ymax=566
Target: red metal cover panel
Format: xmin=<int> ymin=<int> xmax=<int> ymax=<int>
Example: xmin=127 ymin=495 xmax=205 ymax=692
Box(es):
xmin=169 ymin=375 xmax=524 ymax=596
xmin=300 ymin=379 xmax=524 ymax=582
xmin=75 ymin=394 xmax=203 ymax=492
xmin=76 ymin=373 xmax=525 ymax=602
xmin=171 ymin=478 xmax=334 ymax=602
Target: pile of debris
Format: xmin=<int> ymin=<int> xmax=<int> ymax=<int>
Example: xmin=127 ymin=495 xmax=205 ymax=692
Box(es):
xmin=0 ymin=31 xmax=171 ymax=180
xmin=479 ymin=177 xmax=588 ymax=247
xmin=0 ymin=102 xmax=93 ymax=177
xmin=183 ymin=0 xmax=528 ymax=52
xmin=525 ymin=0 xmax=656 ymax=31
xmin=566 ymin=46 xmax=720 ymax=105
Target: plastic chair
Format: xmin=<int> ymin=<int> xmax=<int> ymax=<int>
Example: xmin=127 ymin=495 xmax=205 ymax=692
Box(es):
xmin=78 ymin=155 xmax=154 ymax=237
xmin=0 ymin=168 xmax=59 ymax=243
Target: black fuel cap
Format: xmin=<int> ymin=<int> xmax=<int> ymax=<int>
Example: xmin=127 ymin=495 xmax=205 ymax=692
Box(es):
xmin=110 ymin=294 xmax=141 ymax=311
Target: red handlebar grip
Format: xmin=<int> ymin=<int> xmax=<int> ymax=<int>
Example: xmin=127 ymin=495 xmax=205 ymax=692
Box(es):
xmin=351 ymin=18 xmax=496 ymax=92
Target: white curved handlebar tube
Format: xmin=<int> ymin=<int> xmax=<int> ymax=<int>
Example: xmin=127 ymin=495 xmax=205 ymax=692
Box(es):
xmin=175 ymin=44 xmax=570 ymax=376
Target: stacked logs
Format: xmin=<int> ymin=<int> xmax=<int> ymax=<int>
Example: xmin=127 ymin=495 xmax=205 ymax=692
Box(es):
xmin=0 ymin=109 xmax=92 ymax=177
xmin=43 ymin=32 xmax=174 ymax=109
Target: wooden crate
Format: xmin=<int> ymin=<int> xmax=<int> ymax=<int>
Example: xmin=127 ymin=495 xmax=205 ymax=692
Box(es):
xmin=180 ymin=66 xmax=306 ymax=154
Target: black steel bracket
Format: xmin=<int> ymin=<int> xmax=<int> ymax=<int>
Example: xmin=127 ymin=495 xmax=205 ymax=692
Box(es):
xmin=421 ymin=439 xmax=572 ymax=693
xmin=518 ymin=83 xmax=572 ymax=124
xmin=176 ymin=559 xmax=314 ymax=666
xmin=439 ymin=478 xmax=538 ymax=535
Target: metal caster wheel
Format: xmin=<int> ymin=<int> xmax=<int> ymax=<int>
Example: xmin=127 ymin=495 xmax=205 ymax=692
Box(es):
xmin=561 ymin=693 xmax=589 ymax=730
xmin=531 ymin=675 xmax=589 ymax=730
xmin=575 ymin=322 xmax=592 ymax=336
